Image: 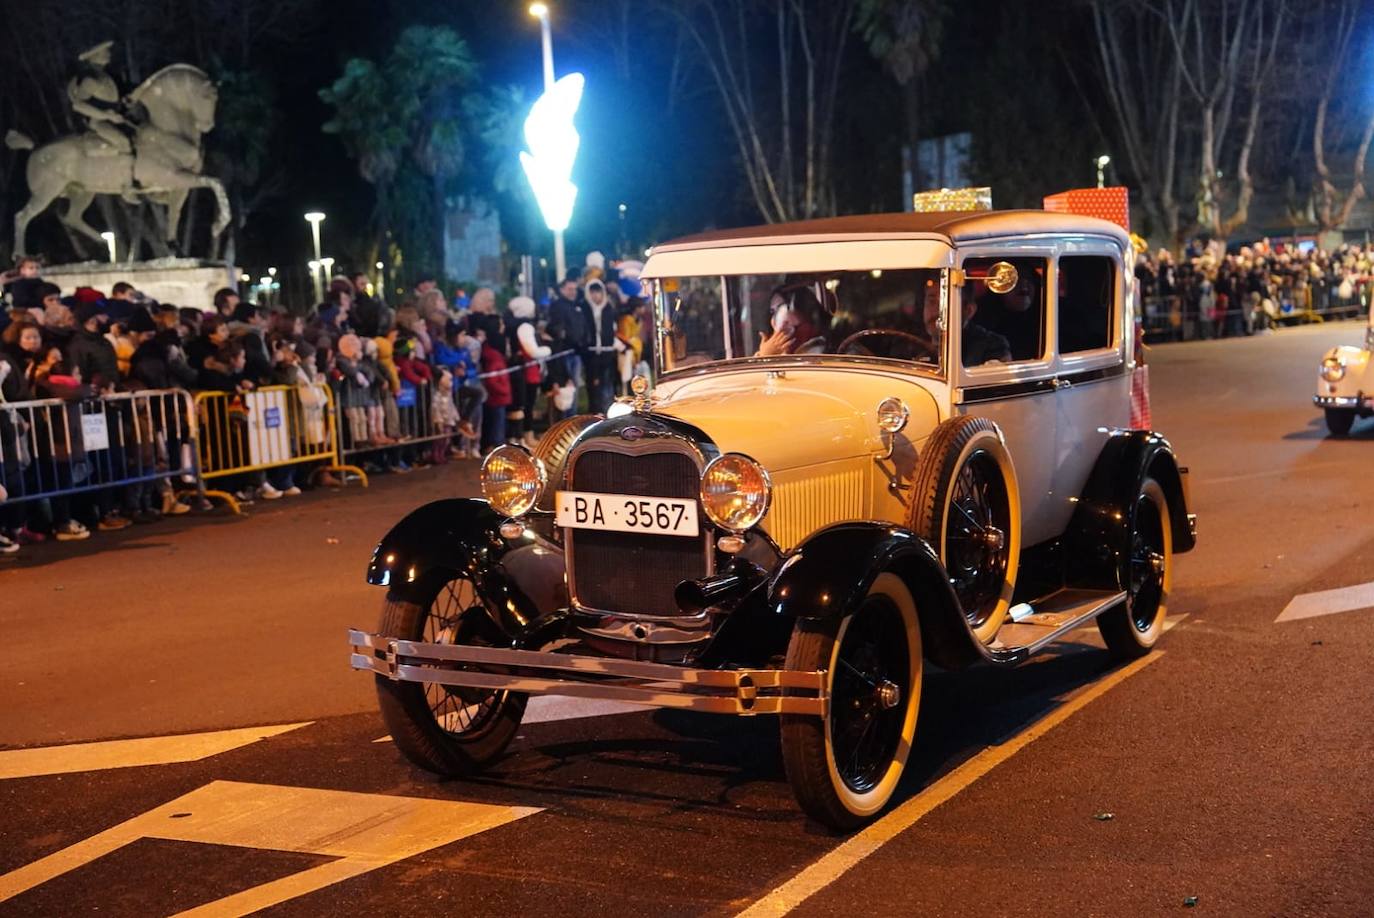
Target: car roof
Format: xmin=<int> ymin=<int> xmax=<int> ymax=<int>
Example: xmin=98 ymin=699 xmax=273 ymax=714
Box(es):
xmin=653 ymin=209 xmax=1132 ymax=252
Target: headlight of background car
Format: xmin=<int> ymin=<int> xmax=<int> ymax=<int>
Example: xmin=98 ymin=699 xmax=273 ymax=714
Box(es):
xmin=480 ymin=445 xmax=547 ymax=517
xmin=1321 ymin=356 xmax=1346 ymax=382
xmin=700 ymin=453 xmax=771 ymax=532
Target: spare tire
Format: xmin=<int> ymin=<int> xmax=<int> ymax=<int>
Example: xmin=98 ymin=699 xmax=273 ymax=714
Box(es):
xmin=906 ymin=415 xmax=1020 ymax=644
xmin=533 ymin=414 xmax=601 ymax=511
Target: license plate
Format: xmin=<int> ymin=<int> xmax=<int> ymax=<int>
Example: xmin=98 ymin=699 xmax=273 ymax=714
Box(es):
xmin=555 ymin=490 xmax=700 ymax=537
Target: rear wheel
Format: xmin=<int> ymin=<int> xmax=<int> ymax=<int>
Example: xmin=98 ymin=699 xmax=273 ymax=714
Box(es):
xmin=1098 ymin=477 xmax=1172 ymax=659
xmin=781 ymin=573 xmax=922 ymax=832
xmin=375 ymin=575 xmax=527 ymax=775
xmin=908 ymin=416 xmax=1020 ymax=643
xmin=1325 ymin=408 xmax=1355 ymax=437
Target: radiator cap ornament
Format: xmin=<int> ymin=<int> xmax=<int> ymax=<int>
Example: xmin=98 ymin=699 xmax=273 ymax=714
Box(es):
xmin=629 ymin=374 xmax=654 ymax=413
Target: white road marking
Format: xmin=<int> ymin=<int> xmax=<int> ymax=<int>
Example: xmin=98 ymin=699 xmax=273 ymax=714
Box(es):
xmin=372 ymin=695 xmax=647 ymax=742
xmin=736 ymin=616 xmax=1185 ymax=918
xmin=1276 ymin=580 xmax=1374 ymax=623
xmin=0 ymin=723 xmax=311 ymax=781
xmin=0 ymin=779 xmax=540 ymax=915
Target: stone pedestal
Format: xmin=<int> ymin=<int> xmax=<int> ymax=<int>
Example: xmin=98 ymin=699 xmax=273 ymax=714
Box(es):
xmin=43 ymin=259 xmax=238 ymax=312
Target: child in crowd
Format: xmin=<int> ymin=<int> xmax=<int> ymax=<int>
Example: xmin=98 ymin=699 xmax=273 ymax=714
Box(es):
xmin=333 ymin=333 xmax=372 ymax=446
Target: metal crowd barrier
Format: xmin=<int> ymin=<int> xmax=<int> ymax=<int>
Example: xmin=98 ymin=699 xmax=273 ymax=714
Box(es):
xmin=333 ymin=380 xmax=456 ymax=462
xmin=0 ymin=389 xmax=201 ymax=510
xmin=196 ymin=383 xmax=365 ymax=512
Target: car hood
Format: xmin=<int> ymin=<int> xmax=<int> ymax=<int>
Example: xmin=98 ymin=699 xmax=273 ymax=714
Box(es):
xmin=654 ymin=368 xmax=942 ymax=472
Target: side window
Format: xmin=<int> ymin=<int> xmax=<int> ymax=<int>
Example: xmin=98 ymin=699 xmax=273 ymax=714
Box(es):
xmin=1058 ymin=256 xmax=1116 ymax=354
xmin=961 ymin=257 xmax=1047 ymax=367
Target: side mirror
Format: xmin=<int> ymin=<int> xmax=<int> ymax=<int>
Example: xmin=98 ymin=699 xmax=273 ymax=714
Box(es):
xmin=984 ymin=261 xmax=1020 ymax=295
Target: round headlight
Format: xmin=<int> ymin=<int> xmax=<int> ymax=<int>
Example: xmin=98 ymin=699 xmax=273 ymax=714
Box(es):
xmin=480 ymin=445 xmax=547 ymax=518
xmin=1321 ymin=356 xmax=1346 ymax=382
xmin=701 ymin=453 xmax=771 ymax=533
xmin=876 ymin=397 xmax=910 ymax=434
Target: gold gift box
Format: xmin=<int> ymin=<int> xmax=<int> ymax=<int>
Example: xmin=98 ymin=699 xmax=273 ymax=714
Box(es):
xmin=913 ymin=186 xmax=993 ymax=213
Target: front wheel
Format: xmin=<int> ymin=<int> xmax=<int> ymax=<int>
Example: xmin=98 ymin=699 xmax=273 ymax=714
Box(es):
xmin=781 ymin=573 xmax=922 ymax=831
xmin=1325 ymin=408 xmax=1355 ymax=437
xmin=375 ymin=575 xmax=527 ymax=775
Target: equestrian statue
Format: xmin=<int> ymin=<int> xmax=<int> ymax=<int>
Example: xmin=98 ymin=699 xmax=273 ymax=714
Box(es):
xmin=5 ymin=41 xmax=230 ymax=258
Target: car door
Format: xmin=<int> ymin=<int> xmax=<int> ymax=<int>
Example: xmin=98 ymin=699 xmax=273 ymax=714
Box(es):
xmin=1052 ymin=245 xmax=1131 ymax=534
xmin=953 ymin=247 xmax=1061 ymax=548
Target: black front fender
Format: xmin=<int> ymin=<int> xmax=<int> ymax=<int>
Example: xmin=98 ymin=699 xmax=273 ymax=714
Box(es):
xmin=1066 ymin=430 xmax=1196 ymax=591
xmin=765 ymin=522 xmax=985 ymax=670
xmin=366 ymin=498 xmax=566 ymax=640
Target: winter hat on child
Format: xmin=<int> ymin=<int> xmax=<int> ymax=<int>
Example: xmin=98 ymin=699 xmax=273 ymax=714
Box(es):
xmin=508 ymin=296 xmax=536 ymax=320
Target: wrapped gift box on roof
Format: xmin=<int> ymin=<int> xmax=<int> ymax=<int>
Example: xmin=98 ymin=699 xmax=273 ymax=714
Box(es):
xmin=1043 ymin=186 xmax=1130 ymax=232
xmin=913 ymin=186 xmax=993 ymax=213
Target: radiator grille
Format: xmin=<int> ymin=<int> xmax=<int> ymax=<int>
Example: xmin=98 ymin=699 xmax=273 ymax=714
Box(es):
xmin=568 ymin=448 xmax=708 ymax=616
xmin=763 ymin=465 xmax=867 ymax=550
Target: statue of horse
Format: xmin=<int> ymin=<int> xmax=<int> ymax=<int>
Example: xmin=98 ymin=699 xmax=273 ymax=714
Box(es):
xmin=6 ymin=64 xmax=230 ymax=258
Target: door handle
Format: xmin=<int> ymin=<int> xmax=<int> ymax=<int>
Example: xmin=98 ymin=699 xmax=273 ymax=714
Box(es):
xmin=1052 ymin=377 xmax=1073 ymax=389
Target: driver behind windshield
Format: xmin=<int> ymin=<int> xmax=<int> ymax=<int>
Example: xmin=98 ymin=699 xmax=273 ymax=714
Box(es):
xmin=756 ymin=284 xmax=827 ymax=357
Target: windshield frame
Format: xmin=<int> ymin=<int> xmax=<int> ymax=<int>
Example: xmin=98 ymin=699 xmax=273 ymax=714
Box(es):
xmin=650 ymin=269 xmax=951 ymax=382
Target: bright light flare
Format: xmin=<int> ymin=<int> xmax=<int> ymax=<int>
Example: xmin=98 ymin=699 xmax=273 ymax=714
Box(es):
xmin=520 ymin=73 xmax=584 ymax=233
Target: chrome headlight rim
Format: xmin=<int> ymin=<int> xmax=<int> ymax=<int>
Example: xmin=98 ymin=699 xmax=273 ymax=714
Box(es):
xmin=1321 ymin=355 xmax=1346 ymax=382
xmin=700 ymin=452 xmax=773 ymax=534
xmin=480 ymin=444 xmax=548 ymax=518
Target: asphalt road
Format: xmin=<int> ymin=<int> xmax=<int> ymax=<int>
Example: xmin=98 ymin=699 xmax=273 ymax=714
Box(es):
xmin=3 ymin=321 xmax=1373 ymax=917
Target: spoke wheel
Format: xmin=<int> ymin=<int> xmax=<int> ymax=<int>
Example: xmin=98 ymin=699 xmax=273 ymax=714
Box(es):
xmin=782 ymin=573 xmax=922 ymax=832
xmin=1098 ymin=477 xmax=1172 ymax=659
xmin=908 ymin=416 xmax=1020 ymax=644
xmin=942 ymin=449 xmax=1012 ymax=632
xmin=375 ymin=575 xmax=527 ymax=776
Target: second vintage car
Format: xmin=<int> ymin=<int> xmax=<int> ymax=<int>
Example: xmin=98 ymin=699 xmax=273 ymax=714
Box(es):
xmin=1313 ymin=300 xmax=1374 ymax=436
xmin=350 ymin=209 xmax=1198 ymax=830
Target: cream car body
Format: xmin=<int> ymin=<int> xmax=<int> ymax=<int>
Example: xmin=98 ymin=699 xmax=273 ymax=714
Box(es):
xmin=1313 ymin=305 xmax=1374 ymax=436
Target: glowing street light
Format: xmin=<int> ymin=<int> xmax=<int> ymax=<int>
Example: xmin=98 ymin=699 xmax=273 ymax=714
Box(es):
xmin=319 ymin=256 xmax=335 ymax=287
xmin=100 ymin=231 xmax=116 ymax=264
xmin=1095 ymin=154 xmax=1112 ymax=189
xmin=304 ymin=212 xmax=325 ymax=301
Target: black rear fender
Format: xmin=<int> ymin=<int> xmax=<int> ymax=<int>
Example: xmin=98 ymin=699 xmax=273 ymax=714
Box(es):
xmin=1066 ymin=431 xmax=1196 ymax=591
xmin=366 ymin=498 xmax=566 ymax=640
xmin=766 ymin=522 xmax=984 ymax=671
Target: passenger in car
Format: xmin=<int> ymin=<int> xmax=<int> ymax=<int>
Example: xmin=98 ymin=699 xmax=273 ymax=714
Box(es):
xmin=921 ymin=281 xmax=1012 ymax=366
xmin=976 ymin=274 xmax=1043 ymax=361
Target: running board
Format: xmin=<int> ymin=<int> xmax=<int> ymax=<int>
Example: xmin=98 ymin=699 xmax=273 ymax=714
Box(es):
xmin=989 ymin=589 xmax=1126 ymax=656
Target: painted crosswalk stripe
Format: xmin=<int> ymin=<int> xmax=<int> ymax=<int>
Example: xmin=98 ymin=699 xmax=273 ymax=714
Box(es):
xmin=1275 ymin=580 xmax=1374 ymax=623
xmin=0 ymin=780 xmax=540 ymax=915
xmin=0 ymin=723 xmax=312 ymax=781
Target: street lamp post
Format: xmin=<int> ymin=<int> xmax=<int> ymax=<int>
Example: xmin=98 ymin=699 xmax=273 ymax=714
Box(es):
xmin=618 ymin=203 xmax=628 ymax=257
xmin=100 ymin=231 xmax=116 ymax=264
xmin=319 ymin=256 xmax=335 ymax=295
xmin=304 ymin=212 xmax=325 ymax=302
xmin=1095 ymin=155 xmax=1112 ymax=189
xmin=529 ymin=2 xmax=566 ymax=281
xmin=375 ymin=260 xmax=386 ymax=301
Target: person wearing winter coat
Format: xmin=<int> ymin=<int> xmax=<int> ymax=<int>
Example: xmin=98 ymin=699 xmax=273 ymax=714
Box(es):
xmin=432 ymin=321 xmax=482 ymax=456
xmin=507 ymin=295 xmax=550 ymax=448
xmin=476 ymin=314 xmax=511 ymax=453
xmin=66 ymin=300 xmax=120 ymax=392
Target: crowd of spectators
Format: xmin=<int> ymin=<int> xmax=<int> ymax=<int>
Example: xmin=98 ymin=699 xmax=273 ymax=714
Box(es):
xmin=1134 ymin=239 xmax=1373 ymax=339
xmin=0 ymin=252 xmax=653 ymax=559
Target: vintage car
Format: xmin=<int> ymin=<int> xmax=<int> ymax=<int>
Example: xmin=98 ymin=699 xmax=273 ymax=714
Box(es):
xmin=1313 ymin=303 xmax=1374 ymax=436
xmin=350 ymin=210 xmax=1198 ymax=831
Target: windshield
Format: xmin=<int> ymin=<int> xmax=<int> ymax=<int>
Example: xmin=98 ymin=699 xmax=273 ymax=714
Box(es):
xmin=655 ymin=268 xmax=945 ymax=375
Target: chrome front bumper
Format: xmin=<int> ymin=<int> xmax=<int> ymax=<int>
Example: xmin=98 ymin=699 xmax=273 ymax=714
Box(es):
xmin=348 ymin=630 xmax=827 ymax=716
